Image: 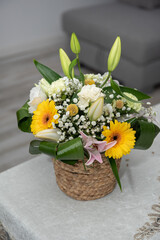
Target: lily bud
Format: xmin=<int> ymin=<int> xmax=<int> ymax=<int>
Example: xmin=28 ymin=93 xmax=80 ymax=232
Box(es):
xmin=70 ymin=32 xmax=80 ymax=54
xmin=59 ymin=48 xmax=74 ymax=78
xmin=35 ymin=129 xmax=60 ymax=141
xmin=88 ymin=97 xmax=104 ymax=121
xmin=108 ymin=36 xmax=121 ymax=72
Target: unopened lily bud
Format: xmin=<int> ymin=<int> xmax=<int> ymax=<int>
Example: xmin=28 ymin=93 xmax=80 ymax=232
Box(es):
xmin=108 ymin=36 xmax=121 ymax=72
xmin=70 ymin=32 xmax=80 ymax=54
xmin=88 ymin=97 xmax=104 ymax=121
xmin=35 ymin=129 xmax=60 ymax=141
xmin=59 ymin=48 xmax=73 ymax=78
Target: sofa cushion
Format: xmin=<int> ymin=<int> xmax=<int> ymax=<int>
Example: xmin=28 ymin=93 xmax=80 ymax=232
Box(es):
xmin=62 ymin=2 xmax=160 ymax=65
xmin=119 ymin=0 xmax=160 ymax=9
xmin=78 ymin=38 xmax=160 ymax=91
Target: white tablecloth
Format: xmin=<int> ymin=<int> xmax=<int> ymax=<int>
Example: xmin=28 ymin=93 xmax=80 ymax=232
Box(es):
xmin=0 ymin=105 xmax=160 ymax=240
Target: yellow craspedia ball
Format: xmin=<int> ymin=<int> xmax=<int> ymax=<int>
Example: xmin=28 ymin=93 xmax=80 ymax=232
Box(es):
xmin=116 ymin=100 xmax=124 ymax=109
xmin=66 ymin=104 xmax=79 ymax=116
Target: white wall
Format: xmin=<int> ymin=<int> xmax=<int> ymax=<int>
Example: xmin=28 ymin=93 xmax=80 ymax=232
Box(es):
xmin=0 ymin=0 xmax=110 ymax=58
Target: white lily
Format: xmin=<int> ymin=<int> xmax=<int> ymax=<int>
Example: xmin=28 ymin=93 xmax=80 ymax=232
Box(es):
xmin=35 ymin=129 xmax=60 ymax=141
xmin=88 ymin=97 xmax=104 ymax=121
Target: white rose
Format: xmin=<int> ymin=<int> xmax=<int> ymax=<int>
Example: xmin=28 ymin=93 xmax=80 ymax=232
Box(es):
xmin=28 ymin=85 xmax=47 ymax=113
xmin=77 ymin=85 xmax=105 ymax=109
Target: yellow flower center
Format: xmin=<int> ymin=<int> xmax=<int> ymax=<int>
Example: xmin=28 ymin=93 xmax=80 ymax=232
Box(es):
xmin=84 ymin=79 xmax=95 ymax=85
xmin=112 ymin=132 xmax=121 ymax=142
xmin=42 ymin=113 xmax=51 ymax=124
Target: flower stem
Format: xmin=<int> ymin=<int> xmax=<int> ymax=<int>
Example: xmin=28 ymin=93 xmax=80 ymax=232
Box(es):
xmin=101 ymin=72 xmax=111 ymax=88
xmin=76 ymin=54 xmax=84 ymax=85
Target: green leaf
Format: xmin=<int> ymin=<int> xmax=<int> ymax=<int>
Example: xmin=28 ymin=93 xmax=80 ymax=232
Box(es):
xmin=34 ymin=59 xmax=61 ymax=84
xmin=131 ymin=119 xmax=160 ymax=149
xmin=57 ymin=137 xmax=84 ymax=160
xmin=61 ymin=160 xmax=78 ymax=165
xmin=110 ymin=78 xmax=122 ymax=95
xmin=69 ymin=58 xmax=77 ymax=78
xmin=103 ymin=85 xmax=150 ymax=106
xmin=79 ymin=72 xmax=85 ymax=85
xmin=29 ymin=137 xmax=84 ymax=165
xmin=154 ymin=124 xmax=160 ymax=138
xmin=119 ymin=86 xmax=150 ymax=100
xmin=110 ymin=79 xmax=140 ymax=103
xmin=108 ymin=157 xmax=122 ymax=191
xmin=16 ymin=101 xmax=32 ymax=133
xmin=103 ymin=86 xmax=118 ymax=103
xmin=29 ymin=140 xmax=41 ymax=154
xmin=126 ymin=117 xmax=137 ymax=125
xmin=39 ymin=141 xmax=58 ymax=158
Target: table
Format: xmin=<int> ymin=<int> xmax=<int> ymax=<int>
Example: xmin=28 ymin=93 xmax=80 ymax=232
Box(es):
xmin=0 ymin=105 xmax=160 ymax=240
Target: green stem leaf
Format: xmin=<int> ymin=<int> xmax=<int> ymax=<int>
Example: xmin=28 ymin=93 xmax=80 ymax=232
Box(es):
xmin=108 ymin=157 xmax=122 ymax=191
xmin=76 ymin=54 xmax=84 ymax=85
xmin=120 ymin=86 xmax=150 ymax=100
xmin=69 ymin=58 xmax=77 ymax=79
xmin=110 ymin=78 xmax=140 ymax=103
xmin=34 ymin=59 xmax=61 ymax=84
xmin=101 ymin=72 xmax=111 ymax=88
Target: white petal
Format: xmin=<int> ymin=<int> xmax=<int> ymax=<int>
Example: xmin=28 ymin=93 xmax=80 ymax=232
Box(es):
xmin=35 ymin=129 xmax=60 ymax=141
xmin=88 ymin=97 xmax=104 ymax=121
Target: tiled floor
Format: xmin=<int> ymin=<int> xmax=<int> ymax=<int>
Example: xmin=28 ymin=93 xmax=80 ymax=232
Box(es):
xmin=0 ymin=51 xmax=160 ymax=173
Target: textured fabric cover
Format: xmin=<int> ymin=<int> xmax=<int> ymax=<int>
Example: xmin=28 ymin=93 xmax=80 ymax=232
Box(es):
xmin=62 ymin=2 xmax=160 ymax=64
xmin=119 ymin=0 xmax=160 ymax=9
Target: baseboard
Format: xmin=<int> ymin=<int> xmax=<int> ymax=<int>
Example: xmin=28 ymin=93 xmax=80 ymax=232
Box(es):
xmin=0 ymin=34 xmax=67 ymax=62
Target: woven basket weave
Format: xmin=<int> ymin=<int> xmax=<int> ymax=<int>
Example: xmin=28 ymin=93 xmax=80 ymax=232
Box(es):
xmin=53 ymin=155 xmax=121 ymax=201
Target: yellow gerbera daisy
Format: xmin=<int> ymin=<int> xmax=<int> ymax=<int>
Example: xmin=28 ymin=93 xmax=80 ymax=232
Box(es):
xmin=31 ymin=99 xmax=59 ymax=135
xmin=102 ymin=120 xmax=136 ymax=159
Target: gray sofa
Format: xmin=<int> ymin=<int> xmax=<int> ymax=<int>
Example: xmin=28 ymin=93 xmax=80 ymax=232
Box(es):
xmin=62 ymin=1 xmax=160 ymax=92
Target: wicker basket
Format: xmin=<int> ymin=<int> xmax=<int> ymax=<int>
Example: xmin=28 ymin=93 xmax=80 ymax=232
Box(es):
xmin=53 ymin=155 xmax=121 ymax=201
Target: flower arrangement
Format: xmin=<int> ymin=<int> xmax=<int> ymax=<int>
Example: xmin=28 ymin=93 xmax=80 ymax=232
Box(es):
xmin=17 ymin=33 xmax=159 ymax=193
